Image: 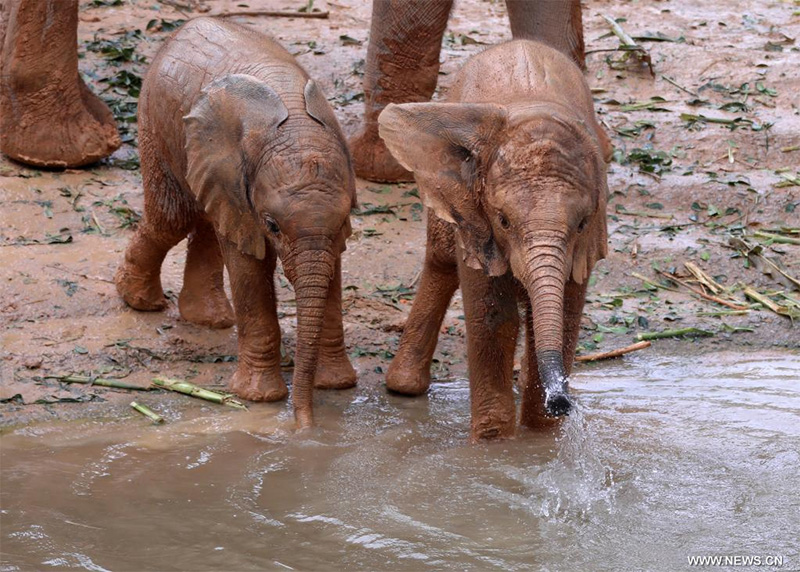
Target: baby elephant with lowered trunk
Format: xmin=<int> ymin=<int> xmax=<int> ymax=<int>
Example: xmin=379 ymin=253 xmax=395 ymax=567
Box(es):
xmin=116 ymin=18 xmax=357 ymax=426
xmin=379 ymin=40 xmax=612 ymax=440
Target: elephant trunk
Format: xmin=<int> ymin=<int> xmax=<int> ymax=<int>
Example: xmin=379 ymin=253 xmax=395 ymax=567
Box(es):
xmin=521 ymin=236 xmax=574 ymax=417
xmin=286 ymin=243 xmax=335 ymax=428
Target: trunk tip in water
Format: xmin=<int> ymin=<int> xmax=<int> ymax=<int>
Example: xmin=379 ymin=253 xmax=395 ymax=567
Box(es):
xmin=545 ymin=388 xmax=573 ymax=417
xmin=537 ymin=350 xmax=574 ymax=417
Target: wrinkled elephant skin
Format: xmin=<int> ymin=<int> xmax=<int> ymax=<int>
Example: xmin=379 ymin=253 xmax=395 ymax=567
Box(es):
xmin=379 ymin=40 xmax=610 ymax=440
xmin=115 ymin=18 xmax=357 ymax=427
xmin=0 ymin=0 xmax=120 ymax=168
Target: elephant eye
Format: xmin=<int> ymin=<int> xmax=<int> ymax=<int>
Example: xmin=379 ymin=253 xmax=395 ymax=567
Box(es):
xmin=497 ymin=212 xmax=511 ymax=230
xmin=262 ymin=214 xmax=280 ymax=234
xmin=577 ymin=217 xmax=589 ymax=233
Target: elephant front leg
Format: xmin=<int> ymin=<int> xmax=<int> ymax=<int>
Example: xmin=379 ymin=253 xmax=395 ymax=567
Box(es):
xmin=220 ymin=240 xmax=287 ymax=402
xmin=313 ymin=257 xmax=357 ymax=390
xmin=387 ymin=214 xmax=459 ymax=396
xmin=349 ymin=0 xmax=454 ymax=182
xmin=519 ymin=278 xmax=587 ymax=428
xmin=459 ymin=264 xmax=519 ymax=441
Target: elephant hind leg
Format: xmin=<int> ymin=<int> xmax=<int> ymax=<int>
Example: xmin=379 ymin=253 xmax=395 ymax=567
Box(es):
xmin=115 ymin=131 xmax=195 ymax=311
xmin=178 ymin=217 xmax=234 ymax=329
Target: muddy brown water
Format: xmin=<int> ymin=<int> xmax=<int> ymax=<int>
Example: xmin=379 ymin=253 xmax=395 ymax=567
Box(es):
xmin=1 ymin=351 xmax=798 ymax=571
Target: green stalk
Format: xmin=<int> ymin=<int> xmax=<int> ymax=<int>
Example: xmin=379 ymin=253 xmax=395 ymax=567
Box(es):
xmin=151 ymin=377 xmax=247 ymax=410
xmin=636 ymin=328 xmax=714 ymax=341
xmin=46 ymin=374 xmax=151 ymax=391
xmin=130 ymin=401 xmax=164 ymax=424
xmin=753 ymin=231 xmax=800 ymax=245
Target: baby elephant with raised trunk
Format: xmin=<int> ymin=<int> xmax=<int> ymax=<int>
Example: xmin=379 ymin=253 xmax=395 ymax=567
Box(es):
xmin=380 ymin=40 xmax=611 ymax=440
xmin=116 ymin=18 xmax=357 ymax=426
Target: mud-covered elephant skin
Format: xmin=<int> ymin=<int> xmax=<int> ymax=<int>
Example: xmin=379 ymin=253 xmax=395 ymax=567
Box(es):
xmin=115 ymin=18 xmax=357 ymax=427
xmin=351 ymin=0 xmax=584 ymax=182
xmin=0 ymin=0 xmax=120 ymax=168
xmin=379 ymin=40 xmax=611 ymax=440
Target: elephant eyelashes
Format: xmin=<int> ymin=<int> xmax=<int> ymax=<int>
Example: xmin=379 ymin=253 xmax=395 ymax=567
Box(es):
xmin=262 ymin=215 xmax=280 ymax=234
xmin=497 ymin=212 xmax=511 ymax=230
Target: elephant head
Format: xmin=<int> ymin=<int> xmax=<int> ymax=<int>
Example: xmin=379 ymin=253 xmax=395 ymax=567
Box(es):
xmin=184 ymin=74 xmax=356 ymax=426
xmin=379 ymin=101 xmax=609 ymax=416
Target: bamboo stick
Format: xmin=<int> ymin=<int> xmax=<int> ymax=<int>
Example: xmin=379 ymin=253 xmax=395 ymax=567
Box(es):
xmin=151 ymin=377 xmax=247 ymax=410
xmin=576 ymin=341 xmax=651 ymax=362
xmin=632 ymin=272 xmax=679 ymax=292
xmin=46 ymin=374 xmax=151 ymax=391
xmin=743 ymin=287 xmax=794 ymax=318
xmin=656 ymin=269 xmax=749 ymax=310
xmin=130 ymin=402 xmax=164 ymax=424
xmin=217 ymin=10 xmax=329 ymax=19
xmin=637 ymin=328 xmax=714 ymax=341
xmin=684 ymin=261 xmax=724 ymax=294
xmin=753 ymin=231 xmax=800 ymax=245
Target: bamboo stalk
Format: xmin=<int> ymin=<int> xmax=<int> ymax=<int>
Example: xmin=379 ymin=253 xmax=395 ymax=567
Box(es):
xmin=753 ymin=231 xmax=800 ymax=245
xmin=637 ymin=328 xmax=714 ymax=341
xmin=603 ymin=14 xmax=638 ymax=47
xmin=696 ymin=309 xmax=750 ymax=317
xmin=683 ymin=261 xmax=724 ymax=294
xmin=632 ymin=272 xmax=679 ymax=292
xmin=602 ymin=14 xmax=654 ymax=75
xmin=217 ymin=10 xmax=329 ymax=19
xmin=743 ymin=287 xmax=794 ymax=318
xmin=151 ymin=377 xmax=247 ymax=410
xmin=576 ymin=341 xmax=651 ymax=362
xmin=46 ymin=374 xmax=151 ymax=391
xmin=656 ymin=269 xmax=749 ymax=310
xmin=131 ymin=402 xmax=164 ymax=424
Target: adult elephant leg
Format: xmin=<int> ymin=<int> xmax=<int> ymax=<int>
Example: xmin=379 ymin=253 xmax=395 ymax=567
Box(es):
xmin=220 ymin=239 xmax=288 ymax=402
xmin=0 ymin=0 xmax=120 ymax=168
xmin=459 ymin=260 xmax=519 ymax=441
xmin=505 ymin=0 xmax=585 ymax=68
xmin=350 ymin=0 xmax=453 ymax=182
xmin=313 ymin=256 xmax=357 ymax=390
xmin=387 ymin=214 xmax=459 ymax=395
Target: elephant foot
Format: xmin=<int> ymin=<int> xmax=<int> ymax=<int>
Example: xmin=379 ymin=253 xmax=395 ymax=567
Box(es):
xmin=115 ymin=262 xmax=168 ymax=312
xmin=349 ymin=127 xmax=414 ymax=183
xmin=470 ymin=413 xmax=516 ymax=442
xmin=314 ymin=351 xmax=357 ymax=390
xmin=229 ymin=363 xmax=288 ymax=402
xmin=0 ymin=74 xmax=121 ymax=169
xmin=178 ymin=288 xmax=235 ymax=329
xmin=385 ymin=354 xmax=431 ymax=396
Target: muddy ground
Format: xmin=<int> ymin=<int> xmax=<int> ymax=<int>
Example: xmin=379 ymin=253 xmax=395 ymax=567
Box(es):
xmin=1 ymin=0 xmax=798 ymax=427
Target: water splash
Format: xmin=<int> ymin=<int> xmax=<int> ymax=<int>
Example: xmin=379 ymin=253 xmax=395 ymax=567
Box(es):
xmin=534 ymin=403 xmax=617 ymax=520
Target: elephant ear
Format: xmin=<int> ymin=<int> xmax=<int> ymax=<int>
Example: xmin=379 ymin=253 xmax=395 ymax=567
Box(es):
xmin=304 ymin=79 xmax=358 ymax=214
xmin=379 ymin=102 xmax=509 ymax=275
xmin=184 ymin=74 xmax=289 ymax=260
